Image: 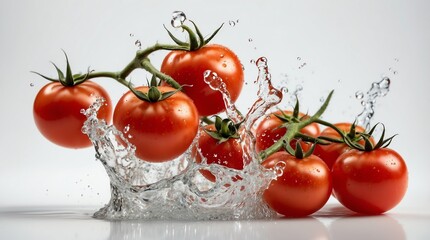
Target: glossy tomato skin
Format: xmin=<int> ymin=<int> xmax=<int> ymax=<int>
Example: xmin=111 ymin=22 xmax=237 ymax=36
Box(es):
xmin=314 ymin=123 xmax=369 ymax=169
xmin=160 ymin=44 xmax=244 ymax=116
xmin=196 ymin=125 xmax=245 ymax=182
xmin=255 ymin=111 xmax=320 ymax=153
xmin=332 ymin=148 xmax=408 ymax=214
xmin=262 ymin=152 xmax=332 ymax=217
xmin=113 ymin=86 xmax=199 ymax=162
xmin=33 ymin=81 xmax=112 ymax=148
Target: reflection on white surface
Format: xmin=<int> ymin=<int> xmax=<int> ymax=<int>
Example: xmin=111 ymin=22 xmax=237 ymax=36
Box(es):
xmin=1 ymin=203 xmax=429 ymax=240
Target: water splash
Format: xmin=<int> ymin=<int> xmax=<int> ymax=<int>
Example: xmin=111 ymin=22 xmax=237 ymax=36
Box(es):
xmin=355 ymin=77 xmax=391 ymax=130
xmin=82 ymin=57 xmax=283 ymax=220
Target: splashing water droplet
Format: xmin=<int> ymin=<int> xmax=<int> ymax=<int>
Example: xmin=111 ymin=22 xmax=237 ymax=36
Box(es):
xmin=274 ymin=161 xmax=286 ymax=177
xmin=355 ymin=91 xmax=364 ymax=100
xmin=248 ymin=38 xmax=253 ymax=42
xmin=297 ymin=57 xmax=301 ymax=61
xmin=229 ymin=20 xmax=236 ymax=27
xmin=356 ymin=77 xmax=391 ymax=130
xmin=298 ymin=62 xmax=307 ymax=69
xmin=134 ymin=40 xmax=142 ymax=49
xmin=129 ymin=33 xmax=134 ymax=37
xmin=30 ymin=83 xmax=34 ymax=87
xmin=171 ymin=11 xmax=187 ymax=28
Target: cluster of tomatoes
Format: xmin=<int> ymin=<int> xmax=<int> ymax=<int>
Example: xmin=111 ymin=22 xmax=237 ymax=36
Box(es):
xmin=32 ymin=20 xmax=407 ymax=218
xmin=254 ymin=112 xmax=408 ymax=217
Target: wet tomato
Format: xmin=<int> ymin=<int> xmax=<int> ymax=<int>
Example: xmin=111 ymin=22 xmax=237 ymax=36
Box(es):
xmin=160 ymin=44 xmax=244 ymax=116
xmin=196 ymin=125 xmax=245 ymax=182
xmin=33 ymin=81 xmax=112 ymax=148
xmin=332 ymin=148 xmax=408 ymax=214
xmin=113 ymin=86 xmax=199 ymax=162
xmin=255 ymin=110 xmax=320 ymax=153
xmin=262 ymin=151 xmax=332 ymax=217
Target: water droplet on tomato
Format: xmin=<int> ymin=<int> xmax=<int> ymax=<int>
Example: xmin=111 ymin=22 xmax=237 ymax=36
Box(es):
xmin=274 ymin=161 xmax=286 ymax=177
xmin=123 ymin=124 xmax=130 ymax=133
xmin=171 ymin=11 xmax=187 ymax=28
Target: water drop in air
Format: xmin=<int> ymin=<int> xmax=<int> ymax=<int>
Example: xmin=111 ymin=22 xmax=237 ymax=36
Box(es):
xmin=30 ymin=83 xmax=34 ymax=87
xmin=134 ymin=40 xmax=142 ymax=49
xmin=171 ymin=11 xmax=187 ymax=28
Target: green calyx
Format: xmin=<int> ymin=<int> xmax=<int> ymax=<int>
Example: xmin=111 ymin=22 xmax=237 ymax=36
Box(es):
xmin=31 ymin=50 xmax=91 ymax=87
xmin=204 ymin=116 xmax=242 ymax=144
xmin=164 ymin=20 xmax=223 ymax=51
xmin=128 ymin=75 xmax=181 ymax=103
xmin=284 ymin=140 xmax=317 ymax=159
xmin=345 ymin=123 xmax=396 ymax=152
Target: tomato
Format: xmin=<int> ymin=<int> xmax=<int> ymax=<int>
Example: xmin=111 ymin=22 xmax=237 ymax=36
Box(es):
xmin=314 ymin=123 xmax=371 ymax=169
xmin=160 ymin=44 xmax=244 ymax=116
xmin=196 ymin=125 xmax=245 ymax=182
xmin=255 ymin=110 xmax=320 ymax=153
xmin=113 ymin=86 xmax=199 ymax=162
xmin=262 ymin=152 xmax=332 ymax=217
xmin=332 ymin=148 xmax=408 ymax=214
xmin=33 ymin=81 xmax=112 ymax=148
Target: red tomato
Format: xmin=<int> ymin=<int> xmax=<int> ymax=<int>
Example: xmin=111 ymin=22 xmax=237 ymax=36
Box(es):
xmin=332 ymin=148 xmax=408 ymax=214
xmin=314 ymin=123 xmax=370 ymax=169
xmin=113 ymin=86 xmax=199 ymax=162
xmin=255 ymin=110 xmax=320 ymax=153
xmin=262 ymin=152 xmax=332 ymax=217
xmin=196 ymin=125 xmax=245 ymax=182
xmin=33 ymin=81 xmax=112 ymax=148
xmin=160 ymin=44 xmax=244 ymax=116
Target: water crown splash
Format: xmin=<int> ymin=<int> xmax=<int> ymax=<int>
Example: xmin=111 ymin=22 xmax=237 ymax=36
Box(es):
xmin=81 ymin=57 xmax=284 ymax=220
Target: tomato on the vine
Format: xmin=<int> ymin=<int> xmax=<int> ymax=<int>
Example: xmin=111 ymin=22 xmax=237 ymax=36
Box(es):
xmin=314 ymin=123 xmax=372 ymax=169
xmin=255 ymin=110 xmax=320 ymax=153
xmin=113 ymin=86 xmax=199 ymax=162
xmin=33 ymin=81 xmax=112 ymax=148
xmin=262 ymin=151 xmax=332 ymax=217
xmin=160 ymin=44 xmax=244 ymax=116
xmin=332 ymin=148 xmax=408 ymax=214
xmin=196 ymin=124 xmax=245 ymax=182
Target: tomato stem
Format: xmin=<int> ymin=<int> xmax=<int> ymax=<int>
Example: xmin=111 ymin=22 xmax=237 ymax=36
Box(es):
xmin=259 ymin=90 xmax=334 ymax=161
xmin=82 ymin=42 xmax=188 ymax=91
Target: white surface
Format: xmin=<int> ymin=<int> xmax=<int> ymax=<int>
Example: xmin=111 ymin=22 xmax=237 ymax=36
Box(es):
xmin=1 ymin=202 xmax=429 ymax=240
xmin=1 ymin=0 xmax=430 ymax=239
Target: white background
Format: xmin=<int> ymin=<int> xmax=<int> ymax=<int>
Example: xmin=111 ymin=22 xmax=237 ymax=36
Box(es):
xmin=1 ymin=0 xmax=430 ymax=239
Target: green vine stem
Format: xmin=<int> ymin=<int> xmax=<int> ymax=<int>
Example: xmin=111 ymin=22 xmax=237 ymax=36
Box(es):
xmin=86 ymin=43 xmax=189 ymax=89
